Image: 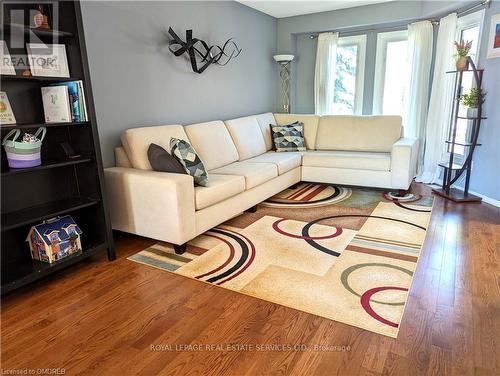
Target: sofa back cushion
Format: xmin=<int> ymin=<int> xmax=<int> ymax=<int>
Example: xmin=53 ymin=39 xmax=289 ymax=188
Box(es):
xmin=184 ymin=120 xmax=239 ymax=171
xmin=316 ymin=115 xmax=402 ymax=152
xmin=121 ymin=124 xmax=188 ymax=170
xmin=225 ymin=116 xmax=267 ymax=160
xmin=255 ymin=112 xmax=276 ymax=151
xmin=273 ymin=114 xmax=320 ymax=150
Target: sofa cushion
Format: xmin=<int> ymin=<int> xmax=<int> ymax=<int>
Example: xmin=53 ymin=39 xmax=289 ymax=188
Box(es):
xmin=194 ymin=174 xmax=245 ymax=210
xmin=315 ymin=116 xmax=402 ymax=152
xmin=302 ymin=150 xmax=391 ymax=171
xmin=170 ymin=138 xmax=209 ymax=186
xmin=225 ymin=116 xmax=267 ymax=160
xmin=210 ymin=162 xmax=278 ymax=189
xmin=247 ymin=151 xmax=302 ymax=175
xmin=148 ymin=143 xmax=186 ymax=174
xmin=274 ymin=114 xmax=320 ymax=150
xmin=184 ymin=120 xmax=239 ymax=171
xmin=255 ymin=112 xmax=276 ymax=151
xmin=121 ymin=124 xmax=188 ymax=170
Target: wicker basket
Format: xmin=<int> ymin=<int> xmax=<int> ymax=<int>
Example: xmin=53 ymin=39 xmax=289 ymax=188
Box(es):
xmin=2 ymin=127 xmax=46 ymax=168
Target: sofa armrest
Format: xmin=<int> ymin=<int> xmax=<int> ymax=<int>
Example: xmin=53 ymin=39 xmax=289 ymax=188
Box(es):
xmin=391 ymin=137 xmax=419 ymax=190
xmin=104 ymin=167 xmax=196 ymax=245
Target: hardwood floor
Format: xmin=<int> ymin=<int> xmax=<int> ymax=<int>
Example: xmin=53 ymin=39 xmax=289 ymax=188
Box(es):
xmin=1 ymin=184 xmax=499 ymax=375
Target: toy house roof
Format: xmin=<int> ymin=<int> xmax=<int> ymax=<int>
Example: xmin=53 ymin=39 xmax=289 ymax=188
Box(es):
xmin=31 ymin=215 xmax=82 ymax=245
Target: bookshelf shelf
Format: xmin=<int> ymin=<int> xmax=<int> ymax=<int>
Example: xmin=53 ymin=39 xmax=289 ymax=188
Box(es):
xmin=1 ymin=23 xmax=74 ymax=38
xmin=2 ymin=197 xmax=100 ymax=231
xmin=1 ymin=156 xmax=92 ymax=176
xmin=1 ymin=243 xmax=106 ymax=294
xmin=1 ymin=121 xmax=89 ymax=131
xmin=0 ymin=75 xmax=81 ymax=82
xmin=1 ymin=1 xmax=115 ymax=295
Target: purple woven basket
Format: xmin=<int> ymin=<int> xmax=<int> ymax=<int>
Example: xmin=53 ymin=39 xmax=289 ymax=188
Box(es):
xmin=2 ymin=128 xmax=46 ymax=169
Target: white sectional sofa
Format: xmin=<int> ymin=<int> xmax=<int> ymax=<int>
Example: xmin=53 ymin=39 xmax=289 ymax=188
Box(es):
xmin=104 ymin=113 xmax=418 ymax=253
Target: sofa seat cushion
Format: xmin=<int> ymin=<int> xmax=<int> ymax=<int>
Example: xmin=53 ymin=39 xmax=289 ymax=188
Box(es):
xmin=247 ymin=152 xmax=302 ymax=175
xmin=210 ymin=162 xmax=278 ymax=189
xmin=302 ymin=151 xmax=391 ymax=171
xmin=194 ymin=174 xmax=245 ymax=210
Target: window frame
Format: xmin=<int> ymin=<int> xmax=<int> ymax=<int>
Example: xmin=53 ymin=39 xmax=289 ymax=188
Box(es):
xmin=333 ymin=34 xmax=367 ymax=115
xmin=372 ymin=29 xmax=409 ymax=115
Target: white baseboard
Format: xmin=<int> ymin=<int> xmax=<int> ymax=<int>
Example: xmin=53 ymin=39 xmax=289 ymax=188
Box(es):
xmin=423 ymin=183 xmax=500 ymax=208
xmin=455 ymin=187 xmax=500 ymax=208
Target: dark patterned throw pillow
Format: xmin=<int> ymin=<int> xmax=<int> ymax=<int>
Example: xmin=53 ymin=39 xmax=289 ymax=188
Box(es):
xmin=271 ymin=122 xmax=306 ymax=152
xmin=269 ymin=121 xmax=302 ymax=151
xmin=170 ymin=137 xmax=209 ymax=186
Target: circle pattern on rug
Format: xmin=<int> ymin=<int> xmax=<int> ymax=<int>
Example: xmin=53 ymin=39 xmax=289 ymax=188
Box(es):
xmin=262 ymin=183 xmax=352 ymax=208
xmin=361 ymin=286 xmax=409 ymax=328
xmin=340 ymin=263 xmax=413 ymax=306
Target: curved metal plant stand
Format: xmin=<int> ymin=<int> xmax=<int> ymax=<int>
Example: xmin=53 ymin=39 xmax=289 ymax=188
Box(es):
xmin=433 ymin=56 xmax=485 ymax=202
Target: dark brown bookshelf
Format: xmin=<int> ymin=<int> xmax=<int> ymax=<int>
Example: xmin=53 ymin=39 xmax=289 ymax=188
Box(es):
xmin=1 ymin=0 xmax=115 ymax=294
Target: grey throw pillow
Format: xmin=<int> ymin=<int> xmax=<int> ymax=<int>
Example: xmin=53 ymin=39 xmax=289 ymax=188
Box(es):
xmin=148 ymin=143 xmax=187 ymax=174
xmin=170 ymin=137 xmax=209 ymax=186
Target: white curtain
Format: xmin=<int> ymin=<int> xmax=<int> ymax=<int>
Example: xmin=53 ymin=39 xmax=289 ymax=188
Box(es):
xmin=417 ymin=13 xmax=457 ymax=184
xmin=406 ymin=20 xmax=434 ymax=175
xmin=314 ymin=32 xmax=338 ymax=115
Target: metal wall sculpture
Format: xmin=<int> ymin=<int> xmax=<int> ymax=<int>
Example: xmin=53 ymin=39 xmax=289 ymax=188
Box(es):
xmin=167 ymin=27 xmax=242 ymax=74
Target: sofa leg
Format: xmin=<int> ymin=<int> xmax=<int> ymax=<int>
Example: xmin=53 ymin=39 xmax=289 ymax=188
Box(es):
xmin=394 ymin=189 xmax=408 ymax=197
xmin=173 ymin=243 xmax=187 ymax=255
xmin=245 ymin=205 xmax=257 ymax=213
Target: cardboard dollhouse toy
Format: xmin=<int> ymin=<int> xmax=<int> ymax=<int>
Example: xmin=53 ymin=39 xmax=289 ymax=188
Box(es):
xmin=26 ymin=215 xmax=83 ymax=263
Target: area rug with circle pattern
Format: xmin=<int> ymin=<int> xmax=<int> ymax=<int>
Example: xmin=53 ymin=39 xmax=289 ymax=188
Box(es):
xmin=128 ymin=183 xmax=434 ymax=338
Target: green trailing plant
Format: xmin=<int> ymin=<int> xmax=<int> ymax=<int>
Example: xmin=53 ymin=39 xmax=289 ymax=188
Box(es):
xmin=454 ymin=40 xmax=473 ymax=59
xmin=460 ymin=87 xmax=486 ymax=108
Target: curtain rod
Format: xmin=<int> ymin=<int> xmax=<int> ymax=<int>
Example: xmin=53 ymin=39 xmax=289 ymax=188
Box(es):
xmin=308 ymin=0 xmax=489 ymax=39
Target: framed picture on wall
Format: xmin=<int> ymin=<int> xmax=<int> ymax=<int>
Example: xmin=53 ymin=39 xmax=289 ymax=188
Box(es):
xmin=487 ymin=13 xmax=500 ymax=59
xmin=26 ymin=43 xmax=70 ymax=77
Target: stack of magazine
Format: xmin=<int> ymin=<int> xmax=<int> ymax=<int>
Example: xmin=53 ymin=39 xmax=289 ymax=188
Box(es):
xmin=41 ymin=81 xmax=88 ymax=123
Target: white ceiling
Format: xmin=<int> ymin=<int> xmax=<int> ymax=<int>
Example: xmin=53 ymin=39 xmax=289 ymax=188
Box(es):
xmin=236 ymin=0 xmax=395 ymax=19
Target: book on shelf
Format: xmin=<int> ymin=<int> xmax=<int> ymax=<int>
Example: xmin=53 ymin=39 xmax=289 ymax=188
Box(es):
xmin=0 ymin=91 xmax=17 ymax=126
xmin=41 ymin=86 xmax=72 ymax=123
xmin=42 ymin=80 xmax=88 ymax=123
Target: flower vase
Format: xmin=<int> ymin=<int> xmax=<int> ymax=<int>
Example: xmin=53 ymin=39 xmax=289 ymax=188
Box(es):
xmin=456 ymin=56 xmax=468 ymax=71
xmin=466 ymin=107 xmax=478 ymax=119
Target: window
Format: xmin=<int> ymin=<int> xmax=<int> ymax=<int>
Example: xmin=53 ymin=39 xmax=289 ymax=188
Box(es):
xmin=332 ymin=35 xmax=366 ymax=115
xmin=452 ymin=10 xmax=485 ymax=158
xmin=373 ymin=30 xmax=410 ymax=122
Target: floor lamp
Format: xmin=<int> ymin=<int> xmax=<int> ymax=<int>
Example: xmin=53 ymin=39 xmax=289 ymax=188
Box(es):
xmin=273 ymin=54 xmax=294 ymax=113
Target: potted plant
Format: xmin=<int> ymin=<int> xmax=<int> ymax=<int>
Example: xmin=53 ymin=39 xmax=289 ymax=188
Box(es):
xmin=460 ymin=87 xmax=486 ymax=118
xmin=454 ymin=40 xmax=472 ymax=71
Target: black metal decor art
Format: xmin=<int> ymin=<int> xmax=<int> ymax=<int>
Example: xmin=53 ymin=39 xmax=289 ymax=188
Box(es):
xmin=167 ymin=27 xmax=242 ymax=74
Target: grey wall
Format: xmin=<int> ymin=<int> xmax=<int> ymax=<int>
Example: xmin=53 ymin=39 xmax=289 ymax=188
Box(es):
xmin=80 ymin=1 xmax=277 ymax=167
xmin=465 ymin=0 xmax=500 ymax=202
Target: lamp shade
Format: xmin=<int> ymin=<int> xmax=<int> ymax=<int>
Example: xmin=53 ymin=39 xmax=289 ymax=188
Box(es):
xmin=273 ymin=54 xmax=294 ymax=63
